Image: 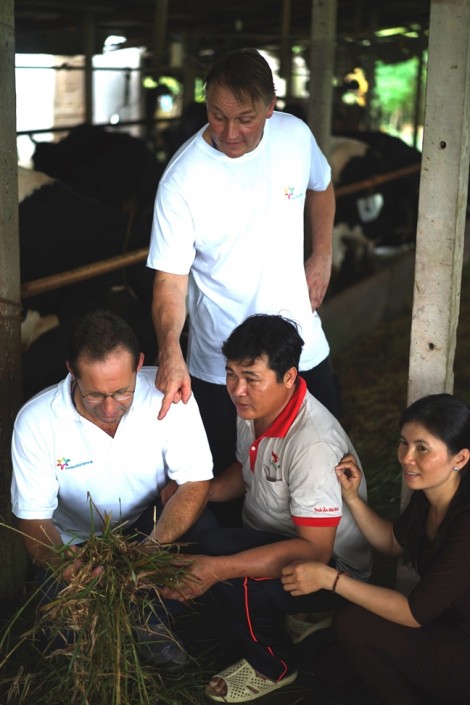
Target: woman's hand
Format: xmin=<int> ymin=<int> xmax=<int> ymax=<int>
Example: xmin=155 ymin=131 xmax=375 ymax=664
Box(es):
xmin=281 ymin=560 xmax=333 ymax=596
xmin=335 ymin=454 xmax=363 ymax=505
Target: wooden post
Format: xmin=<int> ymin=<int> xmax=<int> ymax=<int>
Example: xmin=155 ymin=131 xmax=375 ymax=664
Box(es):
xmin=181 ymin=36 xmax=197 ymax=107
xmin=153 ymin=0 xmax=169 ymax=82
xmin=412 ymin=42 xmax=426 ymax=149
xmin=84 ymin=13 xmax=95 ymax=124
xmin=0 ymin=0 xmax=29 ymax=599
xmin=280 ymin=0 xmax=293 ymax=99
xmin=307 ymin=0 xmax=337 ymax=157
xmin=408 ymin=0 xmax=470 ymax=405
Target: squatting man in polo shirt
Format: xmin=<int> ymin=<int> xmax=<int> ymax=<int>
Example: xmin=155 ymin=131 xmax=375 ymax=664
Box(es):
xmin=10 ymin=309 xmax=215 ymax=666
xmin=161 ymin=313 xmax=371 ymax=702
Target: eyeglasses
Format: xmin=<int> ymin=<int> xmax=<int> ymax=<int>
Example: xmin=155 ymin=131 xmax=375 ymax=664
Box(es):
xmin=75 ymin=379 xmax=136 ymax=405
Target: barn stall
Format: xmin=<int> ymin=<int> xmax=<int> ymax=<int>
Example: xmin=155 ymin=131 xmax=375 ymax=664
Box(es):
xmin=1 ymin=2 xmax=468 ymax=612
xmin=1 ymin=3 xmax=470 ymax=704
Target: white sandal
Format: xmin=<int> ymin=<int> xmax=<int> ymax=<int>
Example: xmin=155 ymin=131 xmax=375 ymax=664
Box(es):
xmin=285 ymin=611 xmax=334 ymax=644
xmin=205 ymin=658 xmax=297 ymax=703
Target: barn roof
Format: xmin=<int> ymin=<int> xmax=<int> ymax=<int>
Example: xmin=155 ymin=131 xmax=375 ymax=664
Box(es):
xmin=15 ymin=0 xmax=430 ymax=64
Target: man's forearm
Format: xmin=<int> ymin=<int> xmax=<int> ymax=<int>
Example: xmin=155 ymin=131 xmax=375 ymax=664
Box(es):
xmin=212 ymin=536 xmax=324 ymax=582
xmin=150 ymin=480 xmax=210 ymax=544
xmin=18 ymin=518 xmax=64 ymax=568
xmin=304 ymin=183 xmax=335 ymax=308
xmin=151 ymin=270 xmax=188 ymax=356
xmin=160 ymin=527 xmax=335 ymax=602
xmin=306 ymin=182 xmax=335 ymax=256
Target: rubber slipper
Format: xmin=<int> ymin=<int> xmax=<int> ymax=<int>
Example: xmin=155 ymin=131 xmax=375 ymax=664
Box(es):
xmin=285 ymin=611 xmax=334 ymax=644
xmin=205 ymin=658 xmax=297 ymax=702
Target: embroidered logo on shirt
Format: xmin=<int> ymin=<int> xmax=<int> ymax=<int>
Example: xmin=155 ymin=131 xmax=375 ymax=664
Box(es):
xmin=314 ymin=505 xmax=340 ymax=513
xmin=264 ymin=452 xmax=282 ymax=482
xmin=284 ymin=186 xmax=295 ymax=199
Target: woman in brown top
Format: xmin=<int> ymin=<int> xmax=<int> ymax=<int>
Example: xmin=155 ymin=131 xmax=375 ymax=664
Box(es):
xmin=282 ymin=393 xmax=470 ymax=705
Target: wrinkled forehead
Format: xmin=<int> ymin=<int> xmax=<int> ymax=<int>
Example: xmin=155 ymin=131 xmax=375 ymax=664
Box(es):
xmin=74 ymin=348 xmax=134 ymax=378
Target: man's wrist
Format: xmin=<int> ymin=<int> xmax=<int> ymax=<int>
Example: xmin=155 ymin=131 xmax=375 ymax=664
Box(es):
xmin=158 ymin=343 xmax=183 ymax=364
xmin=343 ymin=494 xmax=363 ymax=511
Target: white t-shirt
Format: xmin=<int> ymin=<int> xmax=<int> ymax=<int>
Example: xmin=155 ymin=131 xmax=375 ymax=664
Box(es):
xmin=238 ymin=378 xmax=371 ymax=581
xmin=11 ymin=367 xmax=213 ymax=544
xmin=147 ymin=111 xmax=331 ymax=384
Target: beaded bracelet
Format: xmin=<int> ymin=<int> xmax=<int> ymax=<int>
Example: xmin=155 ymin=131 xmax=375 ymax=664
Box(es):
xmin=332 ymin=570 xmax=344 ymax=593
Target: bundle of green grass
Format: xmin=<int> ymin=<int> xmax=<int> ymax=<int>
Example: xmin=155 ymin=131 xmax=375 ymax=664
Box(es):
xmin=0 ymin=513 xmax=205 ymax=705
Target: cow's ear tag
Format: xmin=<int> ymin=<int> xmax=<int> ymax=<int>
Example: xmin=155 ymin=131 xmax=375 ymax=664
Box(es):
xmin=356 ymin=193 xmax=384 ymax=223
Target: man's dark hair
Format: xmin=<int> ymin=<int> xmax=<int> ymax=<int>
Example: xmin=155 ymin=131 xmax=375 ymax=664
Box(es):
xmin=204 ymin=48 xmax=276 ymax=105
xmin=222 ymin=314 xmax=304 ymax=382
xmin=67 ymin=309 xmax=141 ymax=377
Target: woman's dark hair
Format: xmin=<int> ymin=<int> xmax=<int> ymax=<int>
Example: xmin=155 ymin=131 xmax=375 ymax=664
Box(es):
xmin=400 ymin=393 xmax=470 ymax=566
xmin=204 ymin=48 xmax=276 ymax=105
xmin=67 ymin=309 xmax=141 ymax=378
xmin=400 ymin=393 xmax=470 ymax=458
xmin=221 ymin=314 xmax=304 ymax=382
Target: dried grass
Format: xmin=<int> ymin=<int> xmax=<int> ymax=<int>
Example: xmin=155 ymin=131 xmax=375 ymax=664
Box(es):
xmin=0 ymin=507 xmax=206 ymax=705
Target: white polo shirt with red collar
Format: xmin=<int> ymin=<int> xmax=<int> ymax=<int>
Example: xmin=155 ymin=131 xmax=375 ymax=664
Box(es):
xmin=238 ymin=377 xmax=371 ymax=580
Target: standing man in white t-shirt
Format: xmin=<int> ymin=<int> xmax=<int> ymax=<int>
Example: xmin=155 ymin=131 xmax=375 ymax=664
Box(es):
xmin=11 ymin=309 xmax=214 ymax=666
xmin=147 ymin=47 xmax=337 ymax=476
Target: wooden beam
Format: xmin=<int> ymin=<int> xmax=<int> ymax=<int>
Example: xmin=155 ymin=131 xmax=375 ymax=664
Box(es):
xmin=21 ymin=248 xmax=148 ymax=300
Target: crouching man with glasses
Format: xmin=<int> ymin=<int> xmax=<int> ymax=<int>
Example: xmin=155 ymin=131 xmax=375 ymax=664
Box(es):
xmin=11 ymin=309 xmax=215 ymax=667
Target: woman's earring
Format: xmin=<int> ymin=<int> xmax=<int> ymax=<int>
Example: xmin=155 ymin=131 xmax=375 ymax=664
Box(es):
xmin=453 ymin=466 xmax=460 ymax=472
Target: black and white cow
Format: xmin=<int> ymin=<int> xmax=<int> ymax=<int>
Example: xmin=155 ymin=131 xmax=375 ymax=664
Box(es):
xmin=327 ymin=131 xmax=421 ymax=296
xmin=283 ymin=105 xmax=422 ymax=288
xmin=31 ymin=123 xmax=162 ymax=218
xmin=18 ymin=166 xmax=157 ymax=400
xmin=332 ymin=130 xmax=421 ymax=246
